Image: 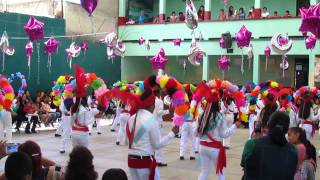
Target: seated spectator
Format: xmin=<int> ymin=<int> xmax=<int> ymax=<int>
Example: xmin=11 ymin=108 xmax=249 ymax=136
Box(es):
xmin=126 ymin=18 xmax=135 ymax=25
xmin=198 ymin=5 xmax=205 ymax=21
xmin=227 ymin=6 xmax=237 ymax=20
xmin=102 ymin=169 xmax=128 ymax=180
xmin=272 ymin=11 xmax=279 ymax=18
xmin=3 ymin=152 xmax=32 ymax=180
xmin=247 ymin=6 xmax=254 ymax=19
xmin=64 ymin=146 xmax=98 ymax=180
xmin=165 ymin=17 xmax=170 ymax=23
xmin=39 ymin=97 xmax=60 ymax=126
xmin=18 ymin=140 xmax=61 ymax=180
xmin=170 ymin=11 xmax=177 ymax=22
xmin=153 ymin=15 xmax=159 ymax=23
xmin=138 ymin=10 xmax=145 ymax=23
xmin=261 ymin=7 xmax=269 ymax=18
xmin=178 ymin=12 xmax=185 ymax=22
xmin=217 ymin=9 xmax=226 ymax=21
xmin=23 ymin=102 xmax=39 ymax=134
xmin=238 ymin=7 xmax=246 ymax=20
xmin=284 ymin=10 xmax=292 ymax=17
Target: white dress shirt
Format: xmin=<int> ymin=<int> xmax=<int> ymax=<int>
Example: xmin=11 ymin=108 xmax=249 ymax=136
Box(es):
xmin=153 ymin=97 xmax=169 ymax=126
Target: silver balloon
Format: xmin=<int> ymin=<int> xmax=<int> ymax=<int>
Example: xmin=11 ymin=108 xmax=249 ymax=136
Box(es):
xmin=187 ymin=36 xmax=206 ymax=66
xmin=185 ymin=0 xmax=198 ymax=30
xmin=0 ymin=31 xmax=15 ymax=56
xmin=271 ymin=33 xmax=292 ymax=55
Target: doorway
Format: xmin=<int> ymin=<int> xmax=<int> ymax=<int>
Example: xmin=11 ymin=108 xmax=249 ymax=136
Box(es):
xmin=296 ymin=0 xmax=310 ymax=16
xmin=295 ymin=58 xmax=309 ymax=88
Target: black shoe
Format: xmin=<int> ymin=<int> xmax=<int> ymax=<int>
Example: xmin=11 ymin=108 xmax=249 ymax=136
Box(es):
xmin=157 ymin=163 xmax=168 ymax=167
xmin=54 ymin=134 xmax=61 ymax=137
xmin=97 ymin=132 xmax=102 ymax=135
xmin=190 ymin=157 xmax=195 ymax=160
xmin=25 ymin=131 xmax=31 ymax=134
xmin=180 ymin=156 xmax=184 ymax=160
xmin=89 ymin=133 xmax=92 ymax=136
xmin=110 ymin=129 xmax=115 ymax=132
xmin=15 ymin=127 xmax=20 ymax=133
xmin=116 ymin=142 xmax=120 ymax=145
xmin=195 ymin=151 xmax=199 ymax=154
xmin=224 ymin=146 xmax=230 ymax=150
xmin=60 ymin=150 xmax=65 ymax=154
xmin=31 ymin=130 xmax=37 ymax=134
xmin=175 ymin=134 xmax=181 ymax=138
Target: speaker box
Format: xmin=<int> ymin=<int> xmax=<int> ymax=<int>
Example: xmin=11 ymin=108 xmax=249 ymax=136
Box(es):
xmin=221 ymin=32 xmax=232 ymax=49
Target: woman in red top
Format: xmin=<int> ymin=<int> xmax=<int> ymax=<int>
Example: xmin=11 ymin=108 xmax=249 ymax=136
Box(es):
xmin=198 ymin=5 xmax=205 ymax=21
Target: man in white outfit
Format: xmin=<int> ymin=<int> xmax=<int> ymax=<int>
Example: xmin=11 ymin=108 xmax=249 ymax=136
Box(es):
xmin=0 ymin=109 xmax=12 ymax=143
xmin=221 ymin=99 xmax=237 ymax=149
xmin=127 ymin=90 xmax=179 ymax=180
xmin=153 ymin=91 xmax=170 ymax=166
xmin=116 ymin=108 xmax=130 ymax=145
xmin=110 ymin=104 xmax=122 ymax=132
xmin=59 ymin=101 xmax=73 ymax=154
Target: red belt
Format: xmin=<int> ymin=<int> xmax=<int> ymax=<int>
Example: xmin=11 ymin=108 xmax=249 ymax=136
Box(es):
xmin=303 ymin=120 xmax=316 ymax=137
xmin=200 ymin=139 xmax=226 ymax=175
xmin=72 ymin=119 xmax=89 ymax=132
xmin=65 ymin=113 xmax=71 ymax=116
xmin=128 ymin=155 xmax=156 ymax=180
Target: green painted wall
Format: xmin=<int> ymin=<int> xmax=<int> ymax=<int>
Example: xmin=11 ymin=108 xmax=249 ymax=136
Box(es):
xmin=0 ymin=12 xmax=121 ymax=96
xmin=151 ymin=0 xmax=295 ymax=20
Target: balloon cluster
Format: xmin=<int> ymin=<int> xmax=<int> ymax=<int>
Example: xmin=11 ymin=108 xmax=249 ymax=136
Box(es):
xmin=0 ymin=76 xmax=14 ymax=112
xmin=102 ymin=32 xmax=125 ymax=61
xmin=8 ymin=72 xmax=27 ymax=97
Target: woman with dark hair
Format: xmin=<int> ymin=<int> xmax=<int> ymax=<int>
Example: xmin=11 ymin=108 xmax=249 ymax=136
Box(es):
xmin=197 ymin=100 xmax=241 ymax=180
xmin=14 ymin=96 xmax=30 ymax=134
xmin=297 ymin=100 xmax=319 ymax=140
xmin=70 ymin=97 xmax=92 ymax=148
xmin=256 ymin=93 xmax=278 ymax=135
xmin=241 ymin=112 xmax=298 ymax=180
xmin=227 ymin=6 xmax=236 ymax=20
xmin=102 ymin=168 xmax=128 ymax=180
xmin=198 ymin=5 xmax=205 ymax=21
xmin=65 ymin=146 xmax=97 ymax=180
xmin=18 ymin=140 xmax=62 ymax=180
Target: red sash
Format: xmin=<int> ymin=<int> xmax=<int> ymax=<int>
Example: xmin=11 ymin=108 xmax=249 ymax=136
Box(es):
xmin=128 ymin=156 xmax=156 ymax=180
xmin=72 ymin=119 xmax=89 ymax=132
xmin=200 ymin=133 xmax=226 ymax=175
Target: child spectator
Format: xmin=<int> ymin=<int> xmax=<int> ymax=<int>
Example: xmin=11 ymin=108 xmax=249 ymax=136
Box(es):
xmin=198 ymin=5 xmax=205 ymax=21
xmin=247 ymin=6 xmax=254 ymax=19
xmin=217 ymin=9 xmax=226 ymax=21
xmin=238 ymin=7 xmax=246 ymax=20
xmin=178 ymin=12 xmax=185 ymax=22
xmin=138 ymin=10 xmax=145 ymax=23
xmin=284 ymin=10 xmax=292 ymax=17
xmin=165 ymin=17 xmax=170 ymax=23
xmin=261 ymin=7 xmax=269 ymax=18
xmin=153 ymin=15 xmax=160 ymax=23
xmin=170 ymin=11 xmax=177 ymax=22
xmin=272 ymin=11 xmax=279 ymax=18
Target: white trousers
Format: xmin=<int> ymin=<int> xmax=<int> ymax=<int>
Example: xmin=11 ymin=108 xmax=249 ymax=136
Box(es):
xmin=248 ymin=114 xmax=256 ymax=139
xmin=300 ymin=124 xmax=313 ymax=141
xmin=71 ymin=131 xmax=89 ymax=148
xmin=223 ymin=114 xmax=234 ymax=147
xmin=55 ymin=123 xmax=63 ymax=135
xmin=180 ymin=122 xmax=196 ymax=157
xmin=198 ymin=146 xmax=225 ymax=180
xmin=89 ymin=118 xmax=101 ymax=133
xmin=111 ymin=114 xmax=120 ymax=130
xmin=60 ymin=117 xmax=72 ymax=151
xmin=129 ymin=167 xmax=160 ymax=180
xmin=155 ymin=127 xmax=164 ymax=163
xmin=0 ymin=111 xmax=12 ymax=143
xmin=116 ymin=117 xmax=128 ymax=143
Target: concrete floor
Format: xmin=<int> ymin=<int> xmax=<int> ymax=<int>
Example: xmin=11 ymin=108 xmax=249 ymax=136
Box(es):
xmin=0 ymin=120 xmax=319 ymax=180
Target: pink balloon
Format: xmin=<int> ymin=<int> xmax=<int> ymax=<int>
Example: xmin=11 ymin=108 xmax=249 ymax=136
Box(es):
xmin=81 ymin=41 xmax=89 ymax=53
xmin=44 ymin=37 xmax=59 ymax=55
xmin=173 ymin=38 xmax=182 ymax=46
xmin=81 ymin=0 xmax=98 ymax=16
xmin=305 ymin=34 xmax=317 ymax=49
xmin=24 ymin=16 xmax=45 ymax=41
xmin=299 ymin=3 xmax=320 ymax=39
xmin=138 ymin=37 xmax=145 ymax=45
xmin=217 ymin=56 xmax=230 ymax=71
xmin=264 ymin=46 xmax=271 ymax=57
xmin=236 ymin=25 xmax=252 ymax=48
xmin=25 ymin=42 xmax=33 ymax=56
xmin=219 ymin=37 xmax=225 ymax=48
xmin=149 ymin=48 xmax=168 ymax=70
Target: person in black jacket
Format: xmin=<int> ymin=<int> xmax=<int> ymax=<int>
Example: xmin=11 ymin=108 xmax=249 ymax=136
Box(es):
xmin=241 ymin=112 xmax=298 ymax=180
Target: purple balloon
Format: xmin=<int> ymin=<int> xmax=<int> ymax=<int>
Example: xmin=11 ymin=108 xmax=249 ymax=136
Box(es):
xmin=236 ymin=25 xmax=252 ymax=48
xmin=81 ymin=0 xmax=98 ymax=16
xmin=149 ymin=48 xmax=168 ymax=70
xmin=305 ymin=34 xmax=317 ymax=49
xmin=44 ymin=37 xmax=59 ymax=55
xmin=173 ymin=38 xmax=182 ymax=46
xmin=25 ymin=42 xmax=33 ymax=56
xmin=299 ymin=3 xmax=320 ymax=39
xmin=24 ymin=16 xmax=45 ymax=41
xmin=81 ymin=41 xmax=89 ymax=52
xmin=264 ymin=46 xmax=271 ymax=57
xmin=219 ymin=37 xmax=225 ymax=48
xmin=217 ymin=55 xmax=230 ymax=71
